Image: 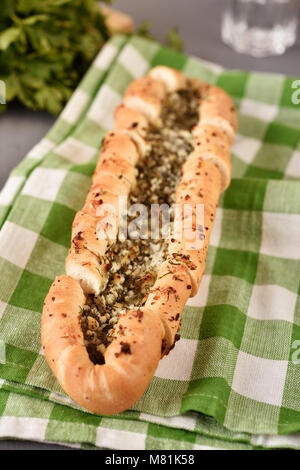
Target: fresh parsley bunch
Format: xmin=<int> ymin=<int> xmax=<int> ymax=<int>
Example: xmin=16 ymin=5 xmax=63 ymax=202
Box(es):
xmin=0 ymin=0 xmax=110 ymax=114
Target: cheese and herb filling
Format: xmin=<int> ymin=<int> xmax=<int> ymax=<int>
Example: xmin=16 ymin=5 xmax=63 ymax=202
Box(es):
xmin=81 ymin=83 xmax=200 ymax=364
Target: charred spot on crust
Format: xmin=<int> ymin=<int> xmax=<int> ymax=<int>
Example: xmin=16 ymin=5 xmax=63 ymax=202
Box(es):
xmin=169 ymin=333 xmax=181 ymax=353
xmin=118 ymin=324 xmax=126 ymax=335
xmin=120 ymin=341 xmax=131 ymax=354
xmin=115 ymin=341 xmax=131 ymax=357
xmin=161 ymin=338 xmax=167 ymax=355
xmin=135 ymin=309 xmax=144 ymax=322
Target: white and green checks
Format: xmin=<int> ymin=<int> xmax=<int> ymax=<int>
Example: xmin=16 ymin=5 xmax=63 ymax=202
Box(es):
xmin=0 ymin=34 xmax=300 ymax=450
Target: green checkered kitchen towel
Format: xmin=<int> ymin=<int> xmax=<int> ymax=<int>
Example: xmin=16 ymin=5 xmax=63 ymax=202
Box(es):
xmin=0 ymin=34 xmax=299 ymax=450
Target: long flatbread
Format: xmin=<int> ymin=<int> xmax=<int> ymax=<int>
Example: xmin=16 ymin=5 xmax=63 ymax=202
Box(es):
xmin=41 ymin=65 xmax=237 ymax=414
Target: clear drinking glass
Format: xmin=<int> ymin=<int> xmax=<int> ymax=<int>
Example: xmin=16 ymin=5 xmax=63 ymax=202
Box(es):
xmin=221 ymin=0 xmax=299 ymax=57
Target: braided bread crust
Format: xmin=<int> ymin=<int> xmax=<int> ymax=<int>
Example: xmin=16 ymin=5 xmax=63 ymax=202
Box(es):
xmin=42 ymin=65 xmax=237 ymax=414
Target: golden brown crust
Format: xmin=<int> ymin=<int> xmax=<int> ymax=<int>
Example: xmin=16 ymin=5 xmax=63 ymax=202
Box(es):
xmin=91 ymin=172 xmax=131 ymax=196
xmin=42 ymin=65 xmax=237 ymax=415
xmin=71 ymin=211 xmax=110 ymax=259
xmin=114 ymin=104 xmax=149 ymax=156
xmin=68 ymin=129 xmax=140 ymax=294
xmin=65 ymin=248 xmax=108 ymax=295
xmin=148 ymin=66 xmax=186 ymax=92
xmin=145 ymin=261 xmax=191 ymax=356
xmin=124 ymin=76 xmax=167 ymax=124
xmin=114 ymin=104 xmax=149 ymax=137
xmin=42 ymin=276 xmax=164 ymax=415
xmin=81 ymin=188 xmax=122 ymax=245
xmin=198 ymin=83 xmax=237 ymax=143
xmin=100 ymin=131 xmax=140 ymax=167
xmin=191 ymin=124 xmax=231 ymax=190
xmin=95 ymin=154 xmax=137 ymax=188
xmin=169 ymin=160 xmax=222 ymax=296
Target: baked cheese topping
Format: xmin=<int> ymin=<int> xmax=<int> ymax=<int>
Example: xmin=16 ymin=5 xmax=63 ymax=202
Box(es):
xmin=81 ymin=83 xmax=200 ymax=364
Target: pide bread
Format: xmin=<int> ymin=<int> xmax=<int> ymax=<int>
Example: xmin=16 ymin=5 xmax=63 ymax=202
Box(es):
xmin=41 ymin=66 xmax=237 ymax=415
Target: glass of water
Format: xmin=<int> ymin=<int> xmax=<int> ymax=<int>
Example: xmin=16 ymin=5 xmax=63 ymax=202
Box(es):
xmin=221 ymin=0 xmax=299 ymax=57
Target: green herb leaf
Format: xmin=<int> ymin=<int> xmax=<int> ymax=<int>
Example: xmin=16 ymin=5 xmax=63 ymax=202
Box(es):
xmin=136 ymin=23 xmax=184 ymax=53
xmin=165 ymin=27 xmax=183 ymax=53
xmin=0 ymin=0 xmax=110 ymax=114
xmin=0 ymin=0 xmax=184 ymax=115
xmin=136 ymin=21 xmax=152 ymax=38
xmin=0 ymin=27 xmax=21 ymax=50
